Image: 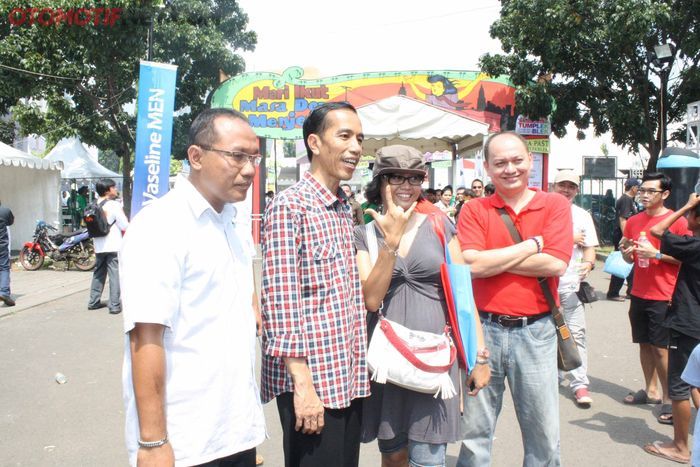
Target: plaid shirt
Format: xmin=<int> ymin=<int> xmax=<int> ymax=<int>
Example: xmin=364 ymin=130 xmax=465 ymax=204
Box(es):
xmin=260 ymin=172 xmax=369 ymax=409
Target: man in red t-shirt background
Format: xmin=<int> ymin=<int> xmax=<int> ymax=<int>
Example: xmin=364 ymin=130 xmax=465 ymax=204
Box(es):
xmin=456 ymin=132 xmax=572 ymax=467
xmin=620 ymin=172 xmax=689 ymax=425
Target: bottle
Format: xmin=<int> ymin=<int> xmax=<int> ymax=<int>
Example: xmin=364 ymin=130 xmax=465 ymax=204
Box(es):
xmin=637 ymin=231 xmax=650 ymax=268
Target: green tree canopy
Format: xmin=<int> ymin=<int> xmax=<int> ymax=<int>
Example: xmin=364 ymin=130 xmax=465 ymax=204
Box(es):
xmin=0 ymin=0 xmax=256 ymax=213
xmin=481 ymin=0 xmax=700 ymax=170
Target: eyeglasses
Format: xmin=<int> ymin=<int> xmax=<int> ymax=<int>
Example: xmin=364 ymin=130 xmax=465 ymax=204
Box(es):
xmin=383 ymin=174 xmax=425 ymax=186
xmin=638 ymin=188 xmax=664 ymax=195
xmin=198 ymin=145 xmax=262 ymax=167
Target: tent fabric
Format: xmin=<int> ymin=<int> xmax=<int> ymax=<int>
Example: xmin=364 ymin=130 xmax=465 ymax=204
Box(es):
xmin=45 ymin=137 xmax=120 ymax=179
xmin=357 ymin=95 xmax=490 ymax=154
xmin=0 ymin=144 xmax=61 ymax=251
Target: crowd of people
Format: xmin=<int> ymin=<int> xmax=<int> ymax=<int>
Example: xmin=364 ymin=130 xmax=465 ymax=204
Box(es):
xmin=3 ymin=101 xmax=695 ymax=466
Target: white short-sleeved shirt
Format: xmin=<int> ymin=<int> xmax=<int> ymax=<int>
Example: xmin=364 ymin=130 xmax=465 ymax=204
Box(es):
xmin=120 ymin=176 xmax=265 ymax=467
xmin=92 ymin=198 xmax=129 ymax=253
xmin=682 ymin=344 xmax=700 ymax=467
xmin=559 ymin=204 xmax=600 ymax=292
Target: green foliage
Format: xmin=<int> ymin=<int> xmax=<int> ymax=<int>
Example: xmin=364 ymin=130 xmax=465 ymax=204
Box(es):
xmin=481 ymin=0 xmax=700 ymax=170
xmin=0 ymin=118 xmax=15 ymax=144
xmin=0 ymin=0 xmax=256 ymax=212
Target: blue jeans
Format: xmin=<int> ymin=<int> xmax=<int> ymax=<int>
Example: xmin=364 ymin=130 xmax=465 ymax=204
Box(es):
xmin=0 ymin=245 xmax=10 ymax=296
xmin=458 ymin=316 xmax=561 ymax=467
xmin=558 ymin=291 xmax=589 ymax=392
xmin=378 ymin=435 xmax=446 ymax=467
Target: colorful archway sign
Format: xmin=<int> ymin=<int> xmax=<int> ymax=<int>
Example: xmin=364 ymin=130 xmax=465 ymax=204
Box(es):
xmin=210 ymin=67 xmax=516 ymax=140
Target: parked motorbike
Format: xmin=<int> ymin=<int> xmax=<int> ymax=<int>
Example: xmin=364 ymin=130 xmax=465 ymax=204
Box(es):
xmin=20 ymin=221 xmax=96 ymax=271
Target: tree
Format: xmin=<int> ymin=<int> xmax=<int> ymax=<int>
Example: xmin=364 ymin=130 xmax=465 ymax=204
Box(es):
xmin=0 ymin=0 xmax=256 ymax=214
xmin=480 ymin=0 xmax=700 ymax=170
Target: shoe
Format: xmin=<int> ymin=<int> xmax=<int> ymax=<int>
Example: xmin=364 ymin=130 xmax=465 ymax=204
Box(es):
xmin=109 ymin=309 xmax=122 ymax=315
xmin=0 ymin=294 xmax=16 ymax=307
xmin=87 ymin=302 xmax=106 ymax=310
xmin=607 ymin=295 xmax=625 ymax=302
xmin=624 ymin=389 xmax=662 ymax=405
xmin=574 ymin=387 xmax=593 ymax=407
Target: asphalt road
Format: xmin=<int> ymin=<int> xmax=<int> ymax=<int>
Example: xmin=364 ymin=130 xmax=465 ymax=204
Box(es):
xmin=0 ymin=263 xmax=689 ymax=466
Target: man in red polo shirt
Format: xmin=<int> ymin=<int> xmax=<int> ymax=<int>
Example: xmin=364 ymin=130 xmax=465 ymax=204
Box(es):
xmin=620 ymin=172 xmax=688 ymax=425
xmin=456 ymin=132 xmax=572 ymax=467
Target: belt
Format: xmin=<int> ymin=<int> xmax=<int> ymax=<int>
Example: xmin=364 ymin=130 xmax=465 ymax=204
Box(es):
xmin=479 ymin=311 xmax=550 ymax=328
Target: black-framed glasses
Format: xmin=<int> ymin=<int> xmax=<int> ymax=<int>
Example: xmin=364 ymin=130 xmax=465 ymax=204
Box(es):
xmin=638 ymin=188 xmax=665 ymax=195
xmin=198 ymin=145 xmax=262 ymax=167
xmin=383 ymin=174 xmax=425 ymax=186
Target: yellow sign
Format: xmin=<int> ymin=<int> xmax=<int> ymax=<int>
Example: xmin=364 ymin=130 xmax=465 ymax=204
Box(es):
xmin=527 ymin=138 xmax=550 ymax=154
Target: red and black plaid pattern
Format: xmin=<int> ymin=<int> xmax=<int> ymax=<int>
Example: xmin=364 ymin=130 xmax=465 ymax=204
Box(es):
xmin=260 ymin=172 xmax=369 ymax=409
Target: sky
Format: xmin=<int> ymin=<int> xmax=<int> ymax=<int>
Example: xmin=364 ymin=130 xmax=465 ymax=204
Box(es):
xmin=236 ymin=0 xmax=504 ymax=76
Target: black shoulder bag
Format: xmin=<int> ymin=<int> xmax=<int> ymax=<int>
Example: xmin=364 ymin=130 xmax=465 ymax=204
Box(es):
xmin=497 ymin=208 xmax=582 ymax=371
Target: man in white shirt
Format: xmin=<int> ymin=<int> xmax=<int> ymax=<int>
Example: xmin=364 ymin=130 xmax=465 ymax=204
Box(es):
xmin=120 ymin=108 xmax=266 ymax=467
xmin=88 ymin=179 xmax=129 ymax=314
xmin=553 ymin=170 xmax=599 ymax=407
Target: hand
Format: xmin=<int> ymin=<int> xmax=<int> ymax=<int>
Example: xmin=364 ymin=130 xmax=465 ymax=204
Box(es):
xmin=573 ymin=230 xmax=585 ymax=246
xmin=685 ymin=193 xmax=700 ymax=210
xmin=466 ymin=364 xmax=491 ymax=396
xmin=365 ymin=184 xmax=417 ymax=249
xmin=577 ymin=261 xmax=593 ymax=280
xmin=293 ymin=384 xmax=325 ymax=435
xmin=137 ymin=443 xmax=174 ymax=467
xmin=634 ymin=240 xmax=658 ymax=259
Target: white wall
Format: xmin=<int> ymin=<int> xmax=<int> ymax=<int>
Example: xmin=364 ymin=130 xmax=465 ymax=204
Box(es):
xmin=0 ymin=165 xmax=60 ymax=251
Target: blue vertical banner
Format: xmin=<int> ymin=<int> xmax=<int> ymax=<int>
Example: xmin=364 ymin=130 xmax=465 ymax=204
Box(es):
xmin=131 ymin=61 xmax=178 ymax=217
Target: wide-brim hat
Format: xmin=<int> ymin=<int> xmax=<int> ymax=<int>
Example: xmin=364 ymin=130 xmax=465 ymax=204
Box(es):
xmin=372 ymin=145 xmax=427 ymax=178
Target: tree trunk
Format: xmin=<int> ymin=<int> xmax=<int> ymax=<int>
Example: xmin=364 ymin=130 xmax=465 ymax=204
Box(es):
xmin=119 ymin=144 xmax=133 ymax=218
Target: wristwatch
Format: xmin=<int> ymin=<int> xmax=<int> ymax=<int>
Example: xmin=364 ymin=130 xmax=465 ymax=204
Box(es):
xmin=655 ymin=251 xmax=663 ymax=260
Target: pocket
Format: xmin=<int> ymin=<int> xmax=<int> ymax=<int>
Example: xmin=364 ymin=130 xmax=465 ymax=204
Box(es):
xmin=313 ymin=242 xmax=338 ymax=261
xmin=525 ymin=317 xmax=556 ymax=343
xmin=311 ymin=242 xmax=340 ymax=281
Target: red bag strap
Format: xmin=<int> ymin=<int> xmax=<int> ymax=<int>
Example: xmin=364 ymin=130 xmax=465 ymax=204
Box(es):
xmin=379 ymin=318 xmax=456 ymax=373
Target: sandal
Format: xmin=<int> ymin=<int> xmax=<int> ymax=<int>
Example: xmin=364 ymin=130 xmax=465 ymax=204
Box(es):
xmin=623 ymin=389 xmax=662 ymax=405
xmin=644 ymin=441 xmax=689 ymax=464
xmin=658 ymin=403 xmax=673 ymax=425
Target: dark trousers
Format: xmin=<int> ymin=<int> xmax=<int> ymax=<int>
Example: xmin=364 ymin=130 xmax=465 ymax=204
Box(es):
xmin=276 ymin=392 xmax=363 ymax=467
xmin=190 ymin=448 xmax=256 ymax=467
xmin=89 ymin=252 xmax=121 ymax=312
xmin=607 ymin=231 xmax=634 ymax=297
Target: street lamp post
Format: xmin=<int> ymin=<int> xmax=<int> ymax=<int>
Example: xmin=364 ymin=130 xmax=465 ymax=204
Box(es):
xmin=651 ymin=43 xmax=673 ymax=151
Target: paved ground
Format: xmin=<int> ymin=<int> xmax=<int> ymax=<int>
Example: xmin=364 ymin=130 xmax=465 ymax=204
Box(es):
xmin=0 ymin=260 xmax=691 ymax=466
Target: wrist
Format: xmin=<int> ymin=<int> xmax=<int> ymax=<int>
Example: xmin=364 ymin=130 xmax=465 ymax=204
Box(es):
xmin=381 ymin=240 xmax=399 ymax=256
xmin=528 ymin=237 xmax=542 ymax=254
xmin=138 ymin=434 xmax=169 ymax=449
xmin=655 ymin=250 xmax=663 ymax=260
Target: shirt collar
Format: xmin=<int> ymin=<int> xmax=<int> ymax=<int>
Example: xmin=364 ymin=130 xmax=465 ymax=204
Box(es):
xmin=488 ymin=187 xmax=545 ymax=212
xmin=302 ymin=171 xmax=346 ymax=208
xmin=176 ymin=174 xmax=237 ymax=223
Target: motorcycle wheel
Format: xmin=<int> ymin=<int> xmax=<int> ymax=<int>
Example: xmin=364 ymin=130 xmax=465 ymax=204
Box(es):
xmin=73 ymin=241 xmax=96 ymax=271
xmin=19 ymin=246 xmax=44 ymax=271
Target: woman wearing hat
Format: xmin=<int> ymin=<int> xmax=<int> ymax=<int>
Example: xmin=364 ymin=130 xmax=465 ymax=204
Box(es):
xmin=355 ymin=145 xmax=490 ymax=467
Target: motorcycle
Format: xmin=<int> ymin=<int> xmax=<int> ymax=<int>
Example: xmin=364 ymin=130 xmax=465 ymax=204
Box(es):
xmin=20 ymin=221 xmax=96 ymax=271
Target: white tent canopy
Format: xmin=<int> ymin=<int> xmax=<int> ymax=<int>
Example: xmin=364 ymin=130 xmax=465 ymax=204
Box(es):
xmin=356 ymin=95 xmax=490 ymax=154
xmin=0 ymin=142 xmax=61 ymax=251
xmin=45 ymin=137 xmax=120 ymax=179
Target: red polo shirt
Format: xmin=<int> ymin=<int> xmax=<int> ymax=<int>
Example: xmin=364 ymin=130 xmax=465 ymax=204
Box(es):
xmin=624 ymin=210 xmax=689 ymax=301
xmin=457 ymin=189 xmax=573 ymax=316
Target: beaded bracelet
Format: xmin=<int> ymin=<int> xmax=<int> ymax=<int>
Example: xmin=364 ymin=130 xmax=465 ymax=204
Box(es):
xmin=528 ymin=237 xmax=542 ymax=254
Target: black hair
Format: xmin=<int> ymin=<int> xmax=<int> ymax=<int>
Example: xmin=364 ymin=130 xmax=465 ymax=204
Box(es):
xmin=471 ymin=178 xmax=483 ymax=187
xmin=77 ymin=186 xmax=89 ymax=196
xmin=96 ymin=179 xmax=116 ymax=196
xmin=442 ymin=185 xmax=453 ymax=195
xmin=483 ymin=131 xmax=528 ymax=162
xmin=642 ymin=172 xmax=672 ymax=192
xmin=364 ymin=177 xmax=383 ymax=206
xmin=302 ymin=102 xmax=357 ymax=162
xmin=189 ymin=108 xmax=248 ymax=147
xmin=464 ymin=189 xmax=477 ymax=198
xmin=427 ymin=74 xmax=458 ymax=95
xmin=484 ymin=183 xmax=496 ymax=195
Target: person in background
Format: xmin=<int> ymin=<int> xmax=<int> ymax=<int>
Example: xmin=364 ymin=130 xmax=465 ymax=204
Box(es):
xmin=71 ymin=186 xmax=89 ymax=228
xmin=552 ymin=170 xmax=599 ymax=407
xmin=455 ymin=188 xmax=476 ymax=221
xmin=423 ymin=188 xmax=438 ymax=204
xmin=620 ymin=173 xmax=688 ymax=427
xmin=121 ymin=108 xmax=266 ymax=466
xmin=607 ymin=178 xmax=640 ymax=301
xmin=0 ymin=200 xmax=15 ymax=307
xmin=471 ymin=178 xmax=484 ymax=198
xmin=434 ymin=185 xmax=455 ymax=220
xmin=642 ymin=193 xmax=700 ymax=464
xmin=261 ymin=102 xmax=369 ymax=467
xmin=356 ymin=145 xmax=490 ymax=467
xmin=362 ymin=185 xmax=380 ymax=225
xmin=88 ymin=179 xmax=129 ymax=314
xmin=484 ymin=183 xmax=495 ymax=196
xmin=342 ymin=183 xmax=365 ymax=226
xmin=265 ymin=190 xmax=275 ymax=206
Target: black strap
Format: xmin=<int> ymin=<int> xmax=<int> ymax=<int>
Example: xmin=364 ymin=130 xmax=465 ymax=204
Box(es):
xmin=97 ymin=198 xmax=116 ymax=227
xmin=496 ymin=208 xmax=566 ymax=328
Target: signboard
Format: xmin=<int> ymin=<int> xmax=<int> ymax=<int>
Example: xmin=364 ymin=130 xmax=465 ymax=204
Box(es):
xmin=431 ymin=160 xmax=453 ymax=168
xmin=528 ymin=153 xmax=544 ymax=189
xmin=583 ymin=157 xmax=616 ymax=178
xmin=210 ymin=67 xmax=516 ymax=140
xmin=516 ymin=116 xmax=551 ymax=136
xmin=527 ymin=138 xmax=550 ymax=154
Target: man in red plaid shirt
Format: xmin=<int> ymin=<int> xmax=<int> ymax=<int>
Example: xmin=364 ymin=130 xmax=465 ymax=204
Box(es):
xmin=261 ymin=102 xmax=369 ymax=467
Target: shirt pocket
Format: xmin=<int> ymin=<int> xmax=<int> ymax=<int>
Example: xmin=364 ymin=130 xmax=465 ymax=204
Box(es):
xmin=312 ymin=241 xmax=340 ymax=281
